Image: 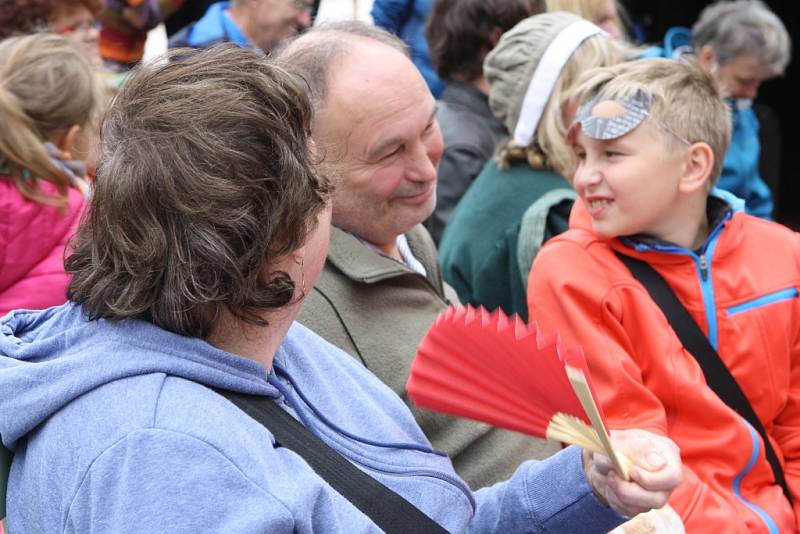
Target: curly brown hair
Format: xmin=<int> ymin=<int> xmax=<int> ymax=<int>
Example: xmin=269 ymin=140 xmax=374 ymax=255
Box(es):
xmin=0 ymin=0 xmax=102 ymax=39
xmin=66 ymin=44 xmax=332 ymax=338
xmin=0 ymin=0 xmax=52 ymax=39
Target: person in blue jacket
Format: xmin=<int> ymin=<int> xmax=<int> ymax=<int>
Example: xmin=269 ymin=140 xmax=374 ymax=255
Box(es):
xmin=371 ymin=0 xmax=445 ymax=97
xmin=644 ymin=0 xmax=791 ymax=220
xmin=168 ymin=0 xmax=311 ymax=52
xmin=0 ymin=44 xmax=682 ymax=532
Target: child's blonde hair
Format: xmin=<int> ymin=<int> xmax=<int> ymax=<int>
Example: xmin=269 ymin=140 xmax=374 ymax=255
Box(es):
xmin=0 ymin=33 xmax=100 ymax=207
xmin=497 ymin=34 xmax=626 ymax=176
xmin=570 ymin=58 xmax=732 ymax=183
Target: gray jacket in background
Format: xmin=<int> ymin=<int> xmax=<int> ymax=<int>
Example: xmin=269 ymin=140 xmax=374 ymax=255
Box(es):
xmin=426 ymin=81 xmax=508 ymax=244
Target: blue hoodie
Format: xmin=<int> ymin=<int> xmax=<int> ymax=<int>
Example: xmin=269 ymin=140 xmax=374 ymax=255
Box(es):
xmin=0 ymin=303 xmax=624 ymax=532
xmin=168 ymin=2 xmax=250 ymax=50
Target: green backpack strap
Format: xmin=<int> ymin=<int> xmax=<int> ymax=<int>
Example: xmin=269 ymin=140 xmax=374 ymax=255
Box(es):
xmin=1 ymin=442 xmax=10 ymax=519
xmin=517 ymin=188 xmax=577 ymax=292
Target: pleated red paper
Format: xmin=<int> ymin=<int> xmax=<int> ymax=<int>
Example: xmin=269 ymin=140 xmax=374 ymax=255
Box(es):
xmin=407 ymin=305 xmax=603 ymax=441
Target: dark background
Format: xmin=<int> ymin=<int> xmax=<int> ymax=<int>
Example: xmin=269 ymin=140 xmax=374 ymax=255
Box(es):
xmin=624 ymin=0 xmax=799 ymax=229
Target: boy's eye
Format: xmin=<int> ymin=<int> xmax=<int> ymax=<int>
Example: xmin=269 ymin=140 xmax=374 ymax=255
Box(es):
xmin=605 ymin=150 xmax=623 ymax=158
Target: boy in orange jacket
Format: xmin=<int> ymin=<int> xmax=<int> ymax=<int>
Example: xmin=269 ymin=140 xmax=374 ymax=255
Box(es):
xmin=528 ymin=58 xmax=800 ymax=533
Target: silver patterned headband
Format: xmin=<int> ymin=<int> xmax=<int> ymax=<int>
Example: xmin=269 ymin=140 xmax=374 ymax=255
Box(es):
xmin=573 ymin=89 xmax=652 ymax=140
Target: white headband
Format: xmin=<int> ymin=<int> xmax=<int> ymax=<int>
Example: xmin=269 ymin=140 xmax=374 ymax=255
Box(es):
xmin=512 ymin=20 xmax=605 ymax=147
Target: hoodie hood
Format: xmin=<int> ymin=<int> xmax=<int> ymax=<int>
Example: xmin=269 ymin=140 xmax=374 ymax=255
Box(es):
xmin=0 ymin=303 xmax=275 ymax=451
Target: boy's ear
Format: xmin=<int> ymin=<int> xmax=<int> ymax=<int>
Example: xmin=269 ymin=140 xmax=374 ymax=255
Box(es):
xmin=679 ymin=142 xmax=714 ymax=194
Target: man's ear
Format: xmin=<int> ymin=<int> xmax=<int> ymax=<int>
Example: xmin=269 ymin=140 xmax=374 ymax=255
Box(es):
xmin=679 ymin=142 xmax=714 ymax=194
xmin=696 ymin=45 xmax=717 ymax=73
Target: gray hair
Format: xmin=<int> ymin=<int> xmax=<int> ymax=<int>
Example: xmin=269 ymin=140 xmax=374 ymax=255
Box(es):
xmin=277 ymin=21 xmax=408 ymax=109
xmin=692 ymin=0 xmax=791 ymax=73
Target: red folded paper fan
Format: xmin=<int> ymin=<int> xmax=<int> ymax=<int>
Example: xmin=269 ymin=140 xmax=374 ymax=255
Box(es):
xmin=407 ymin=305 xmax=629 ymax=479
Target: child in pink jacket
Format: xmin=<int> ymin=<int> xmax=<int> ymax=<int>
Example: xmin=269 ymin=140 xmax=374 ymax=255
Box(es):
xmin=0 ymin=33 xmax=99 ymax=316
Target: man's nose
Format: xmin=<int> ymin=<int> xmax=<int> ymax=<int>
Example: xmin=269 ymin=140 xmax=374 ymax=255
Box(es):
xmin=408 ymin=141 xmax=440 ymax=183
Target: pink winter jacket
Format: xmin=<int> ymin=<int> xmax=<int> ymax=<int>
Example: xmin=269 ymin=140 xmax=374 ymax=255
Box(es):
xmin=0 ymin=177 xmax=84 ymax=316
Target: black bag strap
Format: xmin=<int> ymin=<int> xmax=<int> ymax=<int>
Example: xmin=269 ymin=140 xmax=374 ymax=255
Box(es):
xmin=214 ymin=388 xmax=448 ymax=533
xmin=614 ymin=252 xmax=792 ymax=503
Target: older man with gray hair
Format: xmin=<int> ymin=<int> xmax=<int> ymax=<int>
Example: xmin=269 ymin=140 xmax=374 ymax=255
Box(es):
xmin=281 ymin=21 xmax=562 ymax=490
xmin=693 ymin=0 xmax=791 ymax=219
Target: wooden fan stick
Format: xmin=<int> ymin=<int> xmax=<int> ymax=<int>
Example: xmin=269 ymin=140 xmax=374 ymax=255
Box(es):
xmin=566 ymin=366 xmax=631 ymax=480
xmin=546 ymin=412 xmax=607 ymax=452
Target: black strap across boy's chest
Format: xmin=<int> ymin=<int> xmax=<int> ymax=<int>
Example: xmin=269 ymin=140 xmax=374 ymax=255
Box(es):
xmin=614 ymin=252 xmax=792 ymax=503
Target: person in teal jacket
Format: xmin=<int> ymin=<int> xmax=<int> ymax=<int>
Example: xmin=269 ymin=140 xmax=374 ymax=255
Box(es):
xmin=440 ymin=13 xmax=628 ymax=321
xmin=643 ymin=0 xmax=791 ymax=220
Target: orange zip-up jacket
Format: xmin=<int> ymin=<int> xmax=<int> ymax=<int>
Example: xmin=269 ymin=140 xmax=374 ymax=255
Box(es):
xmin=528 ymin=192 xmax=800 ymax=533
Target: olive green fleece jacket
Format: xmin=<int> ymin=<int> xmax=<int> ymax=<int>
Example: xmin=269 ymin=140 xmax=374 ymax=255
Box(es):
xmin=297 ymin=224 xmax=560 ymax=490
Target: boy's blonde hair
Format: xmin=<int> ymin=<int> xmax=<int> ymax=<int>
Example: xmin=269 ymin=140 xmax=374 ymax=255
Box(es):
xmin=497 ymin=33 xmax=626 ymax=176
xmin=0 ymin=33 xmax=100 ymax=207
xmin=570 ymin=58 xmax=731 ymax=183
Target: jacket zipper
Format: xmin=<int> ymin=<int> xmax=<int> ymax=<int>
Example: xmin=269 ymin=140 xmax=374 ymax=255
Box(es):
xmin=727 ymin=288 xmax=799 ymax=316
xmin=630 ymin=215 xmax=726 ymax=348
xmin=628 ymin=214 xmax=781 ymax=532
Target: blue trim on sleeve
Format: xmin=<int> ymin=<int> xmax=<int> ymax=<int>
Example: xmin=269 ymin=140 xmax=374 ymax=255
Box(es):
xmin=732 ymin=421 xmax=779 ymax=534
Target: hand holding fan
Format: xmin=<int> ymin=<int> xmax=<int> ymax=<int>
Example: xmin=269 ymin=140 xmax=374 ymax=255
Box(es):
xmin=407 ymin=305 xmax=630 ymax=479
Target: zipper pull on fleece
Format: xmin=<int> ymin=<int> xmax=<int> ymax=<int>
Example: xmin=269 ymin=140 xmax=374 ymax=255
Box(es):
xmin=699 ymin=254 xmax=709 ymax=281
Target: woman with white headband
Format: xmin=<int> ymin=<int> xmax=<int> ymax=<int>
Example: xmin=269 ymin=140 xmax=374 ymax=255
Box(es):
xmin=440 ymin=12 xmax=630 ymax=322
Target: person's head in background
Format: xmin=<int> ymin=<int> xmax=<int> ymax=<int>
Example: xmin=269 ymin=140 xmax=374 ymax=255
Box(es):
xmin=0 ymin=33 xmax=100 ymax=206
xmin=50 ymin=0 xmax=103 ymax=66
xmin=545 ymin=0 xmax=624 ymax=39
xmin=426 ymin=0 xmax=543 ymax=90
xmin=693 ymin=0 xmax=791 ymax=105
xmin=0 ymin=0 xmax=103 ymax=66
xmin=486 ymin=12 xmax=627 ymax=178
xmin=229 ymin=0 xmax=313 ymax=52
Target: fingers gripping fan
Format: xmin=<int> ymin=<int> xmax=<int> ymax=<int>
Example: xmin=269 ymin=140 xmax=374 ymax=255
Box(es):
xmin=407 ymin=305 xmax=629 ymax=479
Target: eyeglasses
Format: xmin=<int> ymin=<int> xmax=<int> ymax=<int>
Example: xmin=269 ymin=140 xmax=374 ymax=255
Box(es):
xmin=54 ymin=19 xmax=99 ymax=35
xmin=659 ymin=123 xmax=692 ymax=146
